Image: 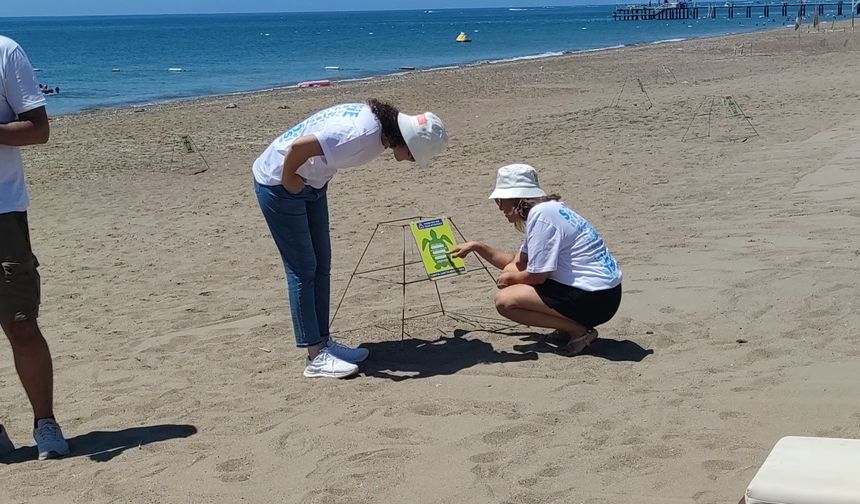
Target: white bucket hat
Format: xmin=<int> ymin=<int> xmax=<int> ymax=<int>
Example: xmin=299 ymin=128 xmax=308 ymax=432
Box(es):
xmin=488 ymin=164 xmax=547 ymax=200
xmin=397 ymin=112 xmax=448 ymax=167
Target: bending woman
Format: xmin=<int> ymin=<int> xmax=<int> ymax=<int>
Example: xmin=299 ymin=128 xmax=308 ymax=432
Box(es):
xmin=450 ymin=163 xmax=622 ymax=355
xmin=253 ymin=99 xmax=448 ymax=378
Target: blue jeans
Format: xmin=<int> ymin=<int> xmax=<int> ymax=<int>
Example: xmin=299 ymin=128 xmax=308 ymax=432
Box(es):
xmin=254 ymin=180 xmax=331 ymax=348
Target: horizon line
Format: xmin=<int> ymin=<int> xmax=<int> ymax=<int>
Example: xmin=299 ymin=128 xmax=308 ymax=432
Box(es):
xmin=0 ymin=5 xmax=610 ymax=19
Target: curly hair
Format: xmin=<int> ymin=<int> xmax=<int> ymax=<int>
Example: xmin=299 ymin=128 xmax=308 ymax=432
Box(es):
xmin=510 ymin=194 xmax=562 ymax=232
xmin=367 ymin=98 xmax=406 ymax=148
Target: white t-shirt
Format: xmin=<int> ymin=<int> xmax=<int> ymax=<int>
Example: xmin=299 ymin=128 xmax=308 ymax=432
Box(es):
xmin=520 ymin=200 xmax=622 ymax=291
xmin=252 ymin=103 xmax=385 ymax=189
xmin=0 ymin=36 xmax=46 ymax=214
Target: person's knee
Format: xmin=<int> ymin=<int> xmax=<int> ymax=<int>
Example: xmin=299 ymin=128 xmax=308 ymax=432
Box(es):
xmin=3 ymin=319 xmax=44 ymax=348
xmin=287 ymin=260 xmax=319 ymax=283
xmin=494 ymin=291 xmax=518 ymax=314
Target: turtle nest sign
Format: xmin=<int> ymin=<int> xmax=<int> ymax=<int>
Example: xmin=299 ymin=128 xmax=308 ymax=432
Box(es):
xmin=410 ymin=217 xmax=466 ymax=280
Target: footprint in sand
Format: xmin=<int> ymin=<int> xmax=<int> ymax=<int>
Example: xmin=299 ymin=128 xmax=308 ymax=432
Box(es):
xmin=469 ymin=451 xmax=502 ymax=464
xmin=471 ymin=462 xmax=502 ymax=479
xmin=538 ymin=464 xmax=564 ymax=477
xmin=377 ymin=427 xmax=414 ymax=440
xmin=702 ymin=458 xmax=737 ymax=479
xmin=641 ymin=444 xmax=684 ymax=459
xmin=590 ymin=418 xmax=617 ymax=431
xmin=718 ymin=410 xmax=745 ymax=421
xmin=409 ymin=402 xmax=452 ymax=417
xmin=469 ymin=451 xmax=506 ymax=480
xmin=216 ymin=456 xmax=252 ymax=482
xmin=518 ymin=477 xmax=539 ymax=488
xmin=481 ymin=424 xmax=540 ymax=446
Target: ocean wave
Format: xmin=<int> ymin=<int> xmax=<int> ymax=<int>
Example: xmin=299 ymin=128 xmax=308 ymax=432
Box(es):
xmin=488 ymin=51 xmax=565 ymax=63
xmin=650 ymin=38 xmax=686 ymax=44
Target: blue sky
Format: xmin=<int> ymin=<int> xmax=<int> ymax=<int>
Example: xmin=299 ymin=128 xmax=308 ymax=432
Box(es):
xmin=3 ymin=1 xmax=607 ymax=18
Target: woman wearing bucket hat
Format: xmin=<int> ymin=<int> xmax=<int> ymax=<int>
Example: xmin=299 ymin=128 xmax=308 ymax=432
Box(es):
xmin=253 ymin=99 xmax=448 ymax=378
xmin=450 ymin=164 xmax=622 ymax=355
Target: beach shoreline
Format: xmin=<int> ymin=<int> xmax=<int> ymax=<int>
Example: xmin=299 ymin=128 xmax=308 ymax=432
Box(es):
xmin=48 ymin=23 xmax=801 ymax=120
xmin=4 ymin=22 xmax=860 ymax=504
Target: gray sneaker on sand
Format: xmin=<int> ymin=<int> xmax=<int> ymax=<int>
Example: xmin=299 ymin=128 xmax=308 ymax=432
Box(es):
xmin=325 ymin=336 xmax=369 ymax=363
xmin=33 ymin=419 xmax=70 ymax=460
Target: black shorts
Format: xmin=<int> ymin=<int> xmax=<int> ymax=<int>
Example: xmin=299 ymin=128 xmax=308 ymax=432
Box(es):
xmin=534 ymin=280 xmax=621 ymax=329
xmin=0 ymin=212 xmax=41 ymax=323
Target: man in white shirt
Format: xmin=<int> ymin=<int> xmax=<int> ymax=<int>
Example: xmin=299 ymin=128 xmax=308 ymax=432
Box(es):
xmin=0 ymin=35 xmax=70 ymax=460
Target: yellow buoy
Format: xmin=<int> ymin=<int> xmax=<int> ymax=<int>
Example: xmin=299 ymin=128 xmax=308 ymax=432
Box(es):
xmin=455 ymin=32 xmax=471 ymax=43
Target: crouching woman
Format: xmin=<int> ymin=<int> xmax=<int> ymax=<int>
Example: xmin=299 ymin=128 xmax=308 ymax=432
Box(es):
xmin=450 ymin=164 xmax=622 ymax=355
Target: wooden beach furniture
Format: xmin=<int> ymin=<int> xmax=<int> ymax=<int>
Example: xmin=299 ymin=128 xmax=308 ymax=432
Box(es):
xmin=744 ymin=436 xmax=860 ymax=504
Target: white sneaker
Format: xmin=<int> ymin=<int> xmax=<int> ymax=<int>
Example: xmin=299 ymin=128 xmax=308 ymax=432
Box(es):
xmin=326 ymin=337 xmax=369 ymax=363
xmin=0 ymin=424 xmax=15 ymax=458
xmin=33 ymin=419 xmax=70 ymax=460
xmin=304 ymin=348 xmax=359 ymax=378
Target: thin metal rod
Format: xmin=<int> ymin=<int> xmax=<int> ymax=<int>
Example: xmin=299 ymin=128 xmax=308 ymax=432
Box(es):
xmin=353 ymin=274 xmax=433 ymax=287
xmin=377 ymin=215 xmax=423 ymax=226
xmin=681 ymin=97 xmax=707 ymax=142
xmin=449 ymin=218 xmax=498 ymax=283
xmin=330 ymin=223 xmax=381 ymax=329
xmin=401 ymin=224 xmax=407 ymax=341
xmin=355 ymin=259 xmax=423 ymax=276
xmin=446 ymin=311 xmax=514 ymax=323
xmin=707 ymin=96 xmax=715 ymax=139
xmin=404 ymin=309 xmax=445 ymax=321
xmin=433 ymin=278 xmax=445 ymax=316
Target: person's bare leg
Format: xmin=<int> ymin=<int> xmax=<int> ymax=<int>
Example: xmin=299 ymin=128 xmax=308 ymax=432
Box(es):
xmin=307 ymin=342 xmax=324 ymax=360
xmin=494 ymin=285 xmax=588 ymax=335
xmin=2 ymin=319 xmax=54 ymax=419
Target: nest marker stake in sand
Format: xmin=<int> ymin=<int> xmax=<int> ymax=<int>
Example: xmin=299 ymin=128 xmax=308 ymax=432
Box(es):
xmin=169 ymin=134 xmax=211 ymax=174
xmin=329 ymin=216 xmax=508 ymax=342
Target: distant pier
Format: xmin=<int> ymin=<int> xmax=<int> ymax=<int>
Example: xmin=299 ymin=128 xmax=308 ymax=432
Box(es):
xmin=613 ymin=2 xmax=858 ymax=20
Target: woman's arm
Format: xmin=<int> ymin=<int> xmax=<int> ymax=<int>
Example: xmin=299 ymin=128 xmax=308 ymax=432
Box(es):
xmin=449 ymin=241 xmax=515 ymax=270
xmin=281 ymin=135 xmax=323 ymax=193
xmin=496 ymin=269 xmax=549 ymax=288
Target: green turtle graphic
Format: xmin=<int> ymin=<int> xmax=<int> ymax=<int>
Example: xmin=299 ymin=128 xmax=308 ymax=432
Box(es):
xmin=421 ymin=230 xmax=455 ymax=270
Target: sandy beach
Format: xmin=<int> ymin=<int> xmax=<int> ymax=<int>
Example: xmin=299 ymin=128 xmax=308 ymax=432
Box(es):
xmin=2 ymin=23 xmax=860 ymax=503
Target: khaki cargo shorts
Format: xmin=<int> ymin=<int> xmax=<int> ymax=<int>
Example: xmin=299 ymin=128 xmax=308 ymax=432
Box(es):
xmin=0 ymin=212 xmax=40 ymax=323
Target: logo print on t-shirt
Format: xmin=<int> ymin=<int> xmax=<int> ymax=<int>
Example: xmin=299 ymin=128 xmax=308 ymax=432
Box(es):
xmin=558 ymin=207 xmax=619 ymax=277
xmin=281 ymin=104 xmax=365 ymax=141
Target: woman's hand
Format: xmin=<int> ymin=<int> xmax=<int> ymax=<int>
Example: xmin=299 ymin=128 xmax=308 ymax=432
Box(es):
xmin=281 ymin=135 xmax=321 ymax=194
xmin=449 ymin=241 xmax=480 ymax=259
xmin=496 ymin=271 xmax=517 ymax=289
xmin=282 ymin=173 xmax=306 ymax=194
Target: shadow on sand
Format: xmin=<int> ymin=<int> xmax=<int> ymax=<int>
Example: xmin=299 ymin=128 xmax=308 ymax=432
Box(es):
xmin=359 ymin=330 xmax=538 ymax=380
xmin=2 ymin=424 xmax=197 ymax=464
xmin=510 ymin=331 xmax=654 ymax=362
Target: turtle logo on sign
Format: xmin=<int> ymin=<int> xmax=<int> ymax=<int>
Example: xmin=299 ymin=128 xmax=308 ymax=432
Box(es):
xmin=421 ymin=230 xmax=455 ymax=270
xmin=410 ymin=218 xmax=467 ymax=280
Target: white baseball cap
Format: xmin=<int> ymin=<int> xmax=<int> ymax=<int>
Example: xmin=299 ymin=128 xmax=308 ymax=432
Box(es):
xmin=488 ymin=164 xmax=547 ymax=200
xmin=397 ymin=112 xmax=448 ymax=167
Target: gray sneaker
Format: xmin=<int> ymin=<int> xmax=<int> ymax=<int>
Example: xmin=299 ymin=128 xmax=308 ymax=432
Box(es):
xmin=33 ymin=419 xmax=69 ymax=460
xmin=326 ymin=336 xmax=369 ymax=363
xmin=0 ymin=424 xmax=15 ymax=458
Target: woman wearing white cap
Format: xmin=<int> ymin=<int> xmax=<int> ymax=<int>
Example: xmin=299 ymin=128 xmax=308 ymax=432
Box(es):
xmin=450 ymin=164 xmax=622 ymax=355
xmin=253 ymin=99 xmax=448 ymax=378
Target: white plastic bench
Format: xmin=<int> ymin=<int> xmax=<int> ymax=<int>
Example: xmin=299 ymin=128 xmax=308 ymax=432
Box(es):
xmin=745 ymin=436 xmax=860 ymax=504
